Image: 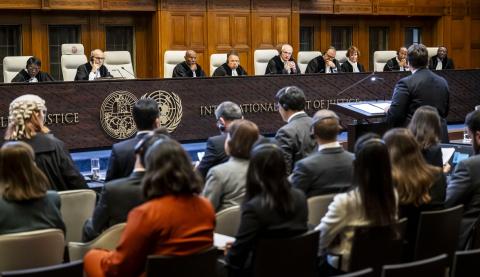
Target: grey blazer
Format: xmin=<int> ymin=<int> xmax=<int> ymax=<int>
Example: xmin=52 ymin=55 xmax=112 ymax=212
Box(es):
xmin=202 ymin=157 xmax=249 ymax=212
xmin=291 ymin=146 xmax=354 ymax=198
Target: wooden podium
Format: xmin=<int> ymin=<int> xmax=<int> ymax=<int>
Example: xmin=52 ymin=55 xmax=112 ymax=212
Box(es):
xmin=330 ymin=101 xmax=391 ymax=151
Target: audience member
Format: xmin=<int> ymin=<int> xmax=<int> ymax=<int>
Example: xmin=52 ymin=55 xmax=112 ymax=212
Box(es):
xmin=316 ymin=134 xmax=397 ymax=273
xmin=197 ymin=101 xmax=243 ymax=178
xmin=172 ymin=50 xmax=206 ymax=78
xmin=383 ymin=128 xmax=446 ymax=261
xmin=83 ymin=130 xmax=168 ymax=242
xmin=408 ymin=106 xmax=444 ymax=167
xmin=105 ymin=98 xmax=161 ymax=182
xmin=4 ymin=94 xmax=87 ymax=191
xmin=213 ymin=51 xmax=248 ymax=76
xmin=428 ymin=46 xmax=455 ymax=70
xmin=306 ymin=46 xmax=340 ymax=74
xmin=383 ymin=46 xmax=409 ymax=71
xmin=75 ymin=49 xmax=112 ymax=81
xmin=265 ymin=44 xmax=300 ymax=75
xmin=274 ymin=86 xmax=316 ymax=173
xmin=446 ymin=110 xmax=480 ymax=249
xmin=291 ymin=110 xmax=354 ymax=197
xmin=84 ymin=138 xmax=215 ymax=277
xmin=225 ymin=143 xmax=308 ymax=276
xmin=202 ymin=120 xmax=259 ymax=212
xmin=11 ymin=57 xmax=54 ymax=83
xmin=386 ymin=44 xmax=450 ymax=132
xmin=0 ymin=141 xmax=65 ymax=235
xmin=340 ymin=46 xmax=365 ymax=73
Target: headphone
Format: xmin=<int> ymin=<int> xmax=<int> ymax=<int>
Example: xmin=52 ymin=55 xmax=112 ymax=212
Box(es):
xmin=217 ymin=121 xmax=226 ymax=132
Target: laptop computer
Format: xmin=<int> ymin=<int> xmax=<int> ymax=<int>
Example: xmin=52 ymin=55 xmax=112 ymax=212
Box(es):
xmin=440 ymin=143 xmax=473 ymax=168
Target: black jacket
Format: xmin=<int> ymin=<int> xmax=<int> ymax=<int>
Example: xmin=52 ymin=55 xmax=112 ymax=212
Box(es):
xmin=11 ymin=70 xmax=54 ymax=83
xmin=305 ymin=55 xmax=341 ymax=74
xmin=340 ymin=61 xmax=365 ymax=73
xmin=213 ymin=63 xmax=248 ymax=77
xmin=74 ymin=63 xmax=112 ymax=81
xmin=196 ymin=134 xmax=228 ymax=179
xmin=383 ymin=57 xmax=409 ymax=72
xmin=386 ymin=68 xmax=450 ymax=127
xmin=105 ymin=132 xmax=149 ymax=182
xmin=83 ymin=171 xmax=145 ymax=241
xmin=172 ymin=61 xmax=206 ymax=78
xmin=23 ymin=133 xmax=87 ymax=191
xmin=225 ymin=188 xmax=308 ymax=275
xmin=428 ymin=55 xmax=455 ymax=70
xmin=265 ymin=55 xmax=300 ymax=75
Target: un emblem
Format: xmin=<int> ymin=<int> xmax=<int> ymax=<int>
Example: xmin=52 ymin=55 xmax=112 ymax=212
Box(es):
xmin=141 ymin=90 xmax=182 ymax=133
xmin=100 ymin=91 xmax=138 ymax=139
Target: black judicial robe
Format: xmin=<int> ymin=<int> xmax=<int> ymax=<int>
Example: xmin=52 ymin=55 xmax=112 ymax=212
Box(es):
xmin=305 ymin=55 xmax=340 ymax=74
xmin=213 ymin=63 xmax=248 ymax=77
xmin=74 ymin=63 xmax=112 ymax=81
xmin=265 ymin=55 xmax=300 ymax=75
xmin=11 ymin=70 xmax=54 ymax=83
xmin=172 ymin=61 xmax=206 ymax=78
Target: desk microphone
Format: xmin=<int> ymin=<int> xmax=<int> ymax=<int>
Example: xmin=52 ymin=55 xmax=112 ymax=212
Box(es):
xmin=113 ymin=68 xmax=125 ymax=79
xmin=337 ymin=72 xmax=384 ymax=96
xmin=121 ymin=67 xmax=136 ymax=78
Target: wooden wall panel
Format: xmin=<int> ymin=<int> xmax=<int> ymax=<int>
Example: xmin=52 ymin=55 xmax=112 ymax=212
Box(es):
xmin=0 ymin=0 xmax=41 ymax=9
xmin=334 ymin=0 xmax=372 ymax=14
xmin=103 ymin=0 xmax=156 ymax=11
xmin=45 ymin=0 xmax=101 ymax=10
xmin=300 ymin=0 xmax=333 ymax=14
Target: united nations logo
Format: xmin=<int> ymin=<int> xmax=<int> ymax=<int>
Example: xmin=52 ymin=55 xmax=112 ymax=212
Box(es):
xmin=141 ymin=90 xmax=182 ymax=133
xmin=100 ymin=91 xmax=138 ymax=139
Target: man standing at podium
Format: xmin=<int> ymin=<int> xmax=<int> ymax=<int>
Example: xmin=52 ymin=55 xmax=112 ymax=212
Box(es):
xmin=386 ymin=44 xmax=449 ymax=135
xmin=172 ymin=50 xmax=206 ymax=78
xmin=75 ymin=49 xmax=112 ymax=81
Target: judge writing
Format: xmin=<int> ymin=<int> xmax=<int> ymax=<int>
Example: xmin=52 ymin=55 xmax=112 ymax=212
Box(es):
xmin=74 ymin=49 xmax=112 ymax=81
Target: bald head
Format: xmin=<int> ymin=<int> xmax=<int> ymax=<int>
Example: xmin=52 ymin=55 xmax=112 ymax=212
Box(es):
xmin=90 ymin=49 xmax=105 ymax=66
xmin=280 ymin=44 xmax=293 ymax=62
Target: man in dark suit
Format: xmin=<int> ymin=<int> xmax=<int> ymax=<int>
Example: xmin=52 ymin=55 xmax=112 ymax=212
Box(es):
xmin=291 ymin=110 xmax=354 ymax=197
xmin=12 ymin=56 xmax=54 ymax=83
xmin=265 ymin=44 xmax=300 ymax=75
xmin=429 ymin=46 xmax=455 ymax=70
xmin=274 ymin=86 xmax=316 ymax=174
xmin=83 ymin=131 xmax=167 ymax=241
xmin=172 ymin=50 xmax=206 ymax=78
xmin=105 ymin=98 xmax=160 ymax=182
xmin=213 ymin=51 xmax=248 ymax=77
xmin=446 ymin=110 xmax=480 ymax=249
xmin=383 ymin=46 xmax=409 ymax=72
xmin=74 ymin=49 xmax=112 ymax=81
xmin=196 ymin=101 xmax=243 ymax=179
xmin=386 ymin=44 xmax=450 ymax=130
xmin=305 ymin=46 xmax=341 ymax=74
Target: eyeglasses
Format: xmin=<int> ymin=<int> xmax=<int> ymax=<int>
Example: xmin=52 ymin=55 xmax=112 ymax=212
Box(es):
xmin=282 ymin=51 xmax=292 ymax=55
xmin=93 ymin=57 xmax=105 ymax=60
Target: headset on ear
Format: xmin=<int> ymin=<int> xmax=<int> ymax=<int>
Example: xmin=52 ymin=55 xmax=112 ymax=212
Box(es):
xmin=90 ymin=56 xmax=94 ymax=63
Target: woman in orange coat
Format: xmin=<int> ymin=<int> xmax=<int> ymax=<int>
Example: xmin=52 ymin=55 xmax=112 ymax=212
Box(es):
xmin=84 ymin=137 xmax=215 ymax=277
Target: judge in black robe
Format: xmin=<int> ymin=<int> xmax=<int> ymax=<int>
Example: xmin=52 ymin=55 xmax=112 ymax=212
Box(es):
xmin=213 ymin=51 xmax=248 ymax=77
xmin=172 ymin=50 xmax=206 ymax=78
xmin=305 ymin=47 xmax=341 ymax=74
xmin=75 ymin=49 xmax=112 ymax=81
xmin=11 ymin=57 xmax=54 ymax=83
xmin=265 ymin=44 xmax=300 ymax=75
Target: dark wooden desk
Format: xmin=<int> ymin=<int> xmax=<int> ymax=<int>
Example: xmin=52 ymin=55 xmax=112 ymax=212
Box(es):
xmin=0 ymin=70 xmax=478 ymax=150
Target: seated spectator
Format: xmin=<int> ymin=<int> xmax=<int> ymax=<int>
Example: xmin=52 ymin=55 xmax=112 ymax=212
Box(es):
xmin=428 ymin=46 xmax=454 ymax=70
xmin=0 ymin=141 xmax=65 ymax=235
xmin=446 ymin=110 xmax=480 ymax=249
xmin=383 ymin=46 xmax=409 ymax=71
xmin=4 ymin=94 xmax=87 ymax=191
xmin=84 ymin=138 xmax=215 ymax=277
xmin=291 ymin=110 xmax=354 ymax=197
xmin=225 ymin=143 xmax=308 ymax=277
xmin=383 ymin=128 xmax=446 ymax=261
xmin=202 ymin=119 xmax=259 ymax=212
xmin=83 ymin=130 xmax=168 ymax=242
xmin=340 ymin=46 xmax=365 ymax=73
xmin=265 ymin=44 xmax=300 ymax=75
xmin=11 ymin=57 xmax=54 ymax=83
xmin=172 ymin=50 xmax=206 ymax=78
xmin=316 ymin=134 xmax=397 ymax=274
xmin=408 ymin=106 xmax=444 ymax=167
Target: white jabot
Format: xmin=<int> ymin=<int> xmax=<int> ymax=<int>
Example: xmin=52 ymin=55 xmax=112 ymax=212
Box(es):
xmin=88 ymin=70 xmax=101 ymax=81
xmin=232 ymin=68 xmax=238 ymax=76
xmin=29 ymin=77 xmax=38 ymax=83
xmin=396 ymin=57 xmax=408 ymax=71
xmin=192 ymin=70 xmax=197 ymax=77
xmin=436 ymin=58 xmax=443 ymax=70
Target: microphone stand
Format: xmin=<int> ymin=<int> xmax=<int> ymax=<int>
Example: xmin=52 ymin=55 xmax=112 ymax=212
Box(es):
xmin=337 ymin=72 xmax=376 ymax=96
xmin=113 ymin=68 xmax=125 ymax=79
xmin=121 ymin=67 xmax=136 ymax=78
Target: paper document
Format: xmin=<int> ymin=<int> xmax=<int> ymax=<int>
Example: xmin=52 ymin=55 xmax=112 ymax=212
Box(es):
xmin=441 ymin=147 xmax=455 ymax=165
xmin=371 ymin=102 xmax=391 ymax=110
xmin=214 ymin=233 xmax=235 ymax=250
xmin=350 ymin=103 xmax=385 ymax=114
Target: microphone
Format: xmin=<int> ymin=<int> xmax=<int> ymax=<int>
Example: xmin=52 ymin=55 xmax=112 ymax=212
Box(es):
xmin=336 ymin=72 xmax=384 ymax=96
xmin=121 ymin=67 xmax=136 ymax=78
xmin=112 ymin=68 xmax=125 ymax=79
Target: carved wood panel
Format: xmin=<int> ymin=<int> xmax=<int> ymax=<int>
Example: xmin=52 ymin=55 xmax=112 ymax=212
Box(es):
xmin=103 ymin=0 xmax=156 ymax=11
xmin=253 ymin=0 xmax=292 ymax=11
xmin=300 ymin=0 xmax=334 ymax=14
xmin=0 ymin=0 xmax=41 ymax=9
xmin=160 ymin=0 xmax=207 ymax=11
xmin=45 ymin=0 xmax=101 ymax=10
xmin=208 ymin=0 xmax=250 ymax=11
